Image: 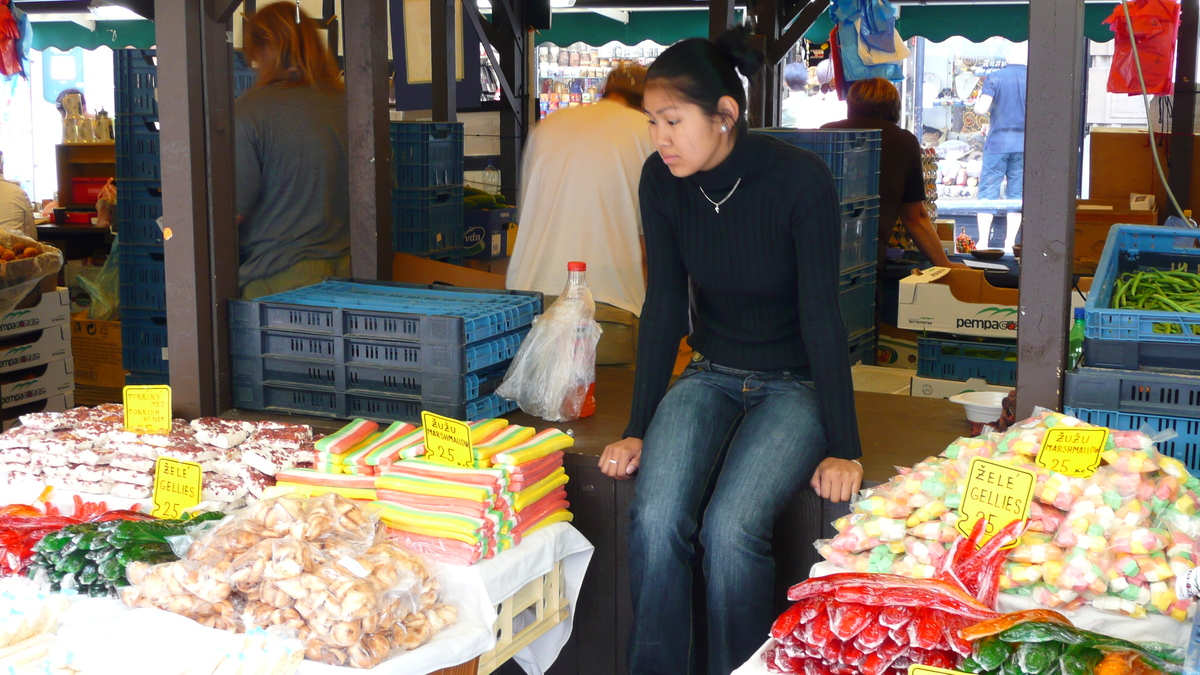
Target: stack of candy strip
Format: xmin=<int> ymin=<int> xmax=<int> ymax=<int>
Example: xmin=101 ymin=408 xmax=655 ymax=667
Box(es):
xmin=816 ymin=411 xmax=1200 ymax=622
xmin=377 ymin=427 xmax=576 ymax=565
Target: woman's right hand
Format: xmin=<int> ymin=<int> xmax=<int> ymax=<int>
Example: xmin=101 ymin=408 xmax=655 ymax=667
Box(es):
xmin=599 ymin=437 xmax=643 ymax=480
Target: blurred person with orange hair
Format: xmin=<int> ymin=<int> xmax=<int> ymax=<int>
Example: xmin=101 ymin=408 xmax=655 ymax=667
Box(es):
xmin=823 ymin=78 xmax=959 ymax=271
xmin=236 ymin=2 xmax=349 ymax=299
xmin=507 ymin=63 xmax=656 ymax=366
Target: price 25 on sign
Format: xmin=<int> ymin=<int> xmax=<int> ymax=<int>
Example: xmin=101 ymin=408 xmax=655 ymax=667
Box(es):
xmin=421 ymin=411 xmax=475 ymax=468
xmin=955 ymin=457 xmax=1035 ymax=548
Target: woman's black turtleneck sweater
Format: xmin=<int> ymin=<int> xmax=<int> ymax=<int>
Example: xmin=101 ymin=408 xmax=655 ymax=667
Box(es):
xmin=624 ymin=131 xmax=863 ymax=460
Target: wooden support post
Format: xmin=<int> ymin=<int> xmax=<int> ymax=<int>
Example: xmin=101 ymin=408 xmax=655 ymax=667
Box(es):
xmin=343 ymin=0 xmax=392 ymax=280
xmin=709 ymin=0 xmax=735 ymax=40
xmin=1016 ymin=0 xmax=1085 ymax=417
xmin=747 ymin=0 xmax=781 ymax=128
xmin=1169 ymin=0 xmax=1197 ymax=215
xmin=431 ymin=0 xmax=457 ymax=122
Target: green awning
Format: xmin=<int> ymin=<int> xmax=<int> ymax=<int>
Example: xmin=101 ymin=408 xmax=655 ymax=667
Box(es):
xmin=806 ymin=4 xmax=1119 ymax=44
xmin=32 ymin=20 xmax=155 ymax=51
xmin=534 ymin=10 xmax=742 ymax=48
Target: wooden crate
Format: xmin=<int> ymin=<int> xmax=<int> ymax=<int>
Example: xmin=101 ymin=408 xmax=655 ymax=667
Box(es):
xmin=477 ymin=562 xmax=569 ymax=675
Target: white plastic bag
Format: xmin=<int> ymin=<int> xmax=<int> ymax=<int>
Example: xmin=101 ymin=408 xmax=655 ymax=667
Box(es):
xmin=498 ymin=294 xmax=601 ymax=423
xmin=0 ymin=233 xmax=63 ymax=319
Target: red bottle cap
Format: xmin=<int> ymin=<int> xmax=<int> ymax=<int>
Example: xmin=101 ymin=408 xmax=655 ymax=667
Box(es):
xmin=567 ymin=262 xmax=587 ymax=272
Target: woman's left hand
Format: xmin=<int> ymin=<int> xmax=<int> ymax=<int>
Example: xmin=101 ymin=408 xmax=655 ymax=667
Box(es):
xmin=811 ymin=457 xmax=863 ymax=503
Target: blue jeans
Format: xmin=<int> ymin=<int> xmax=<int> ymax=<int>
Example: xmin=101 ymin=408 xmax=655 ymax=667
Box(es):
xmin=979 ymin=151 xmax=1024 ymax=200
xmin=627 ymin=359 xmax=828 ymax=675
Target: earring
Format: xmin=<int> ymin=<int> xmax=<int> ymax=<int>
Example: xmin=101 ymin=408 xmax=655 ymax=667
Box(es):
xmin=721 ymin=125 xmax=728 ymax=132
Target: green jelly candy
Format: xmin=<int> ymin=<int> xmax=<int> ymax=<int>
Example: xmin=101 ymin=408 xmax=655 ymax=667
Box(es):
xmin=1016 ymin=640 xmax=1062 ymax=675
xmin=78 ymin=563 xmax=99 ymax=585
xmin=976 ymin=637 xmax=1013 ymax=671
xmin=999 ymin=622 xmax=1085 ymax=645
xmin=958 ymin=657 xmax=987 ymax=674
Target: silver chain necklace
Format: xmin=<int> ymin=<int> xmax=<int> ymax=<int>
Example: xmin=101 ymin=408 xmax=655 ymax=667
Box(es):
xmin=697 ymin=178 xmax=742 ymax=214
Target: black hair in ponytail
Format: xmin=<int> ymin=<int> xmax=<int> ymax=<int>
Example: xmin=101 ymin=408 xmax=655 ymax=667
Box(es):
xmin=645 ymin=26 xmax=766 ymax=137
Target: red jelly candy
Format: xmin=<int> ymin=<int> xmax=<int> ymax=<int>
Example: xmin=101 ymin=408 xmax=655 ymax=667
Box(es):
xmin=807 ymin=609 xmax=833 ymax=647
xmin=906 ymin=609 xmax=943 ymax=651
xmin=772 ymin=603 xmax=807 ymax=640
xmin=819 ymin=637 xmax=842 ymax=663
xmin=854 ymin=621 xmax=890 ymax=651
xmin=840 ymin=642 xmax=867 ymax=667
xmin=800 ymin=597 xmax=828 ymax=623
xmin=830 ymin=603 xmax=876 ymax=641
xmin=878 ymin=605 xmax=913 ymax=629
xmin=942 ymin=617 xmax=973 ymax=657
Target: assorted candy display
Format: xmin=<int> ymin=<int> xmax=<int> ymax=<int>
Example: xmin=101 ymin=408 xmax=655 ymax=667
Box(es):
xmin=28 ymin=512 xmax=225 ymax=597
xmin=0 ymin=497 xmax=155 ymax=577
xmin=0 ymin=404 xmax=316 ymax=505
xmin=765 ymin=519 xmax=1021 ymax=674
xmin=120 ymin=493 xmax=457 ymax=669
xmin=818 ymin=411 xmax=1200 ymax=621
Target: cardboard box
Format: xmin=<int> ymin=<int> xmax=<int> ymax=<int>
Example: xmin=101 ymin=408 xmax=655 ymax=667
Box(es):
xmin=0 ymin=358 xmax=74 ymax=409
xmin=507 ymin=224 xmax=518 ymax=257
xmin=73 ymin=384 xmax=123 ymax=407
xmin=393 ymin=253 xmax=506 ymax=289
xmin=1 ymin=392 xmax=74 ymax=431
xmin=1073 ymin=199 xmax=1158 ymax=274
xmin=897 ymin=268 xmax=1090 ymax=339
xmin=463 ymin=208 xmax=514 ymax=260
xmin=0 ymin=325 xmax=71 ymax=374
xmin=71 ymin=314 xmax=125 ymax=389
xmin=0 ymin=288 xmax=70 ymax=340
xmin=876 ymin=324 xmax=919 ymax=369
xmin=1089 ymin=128 xmax=1168 ymax=208
xmin=910 ymin=375 xmax=1011 ymax=399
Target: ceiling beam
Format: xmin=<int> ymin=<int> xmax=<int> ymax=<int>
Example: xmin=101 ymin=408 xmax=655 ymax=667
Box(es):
xmin=769 ymin=0 xmax=829 ymax=63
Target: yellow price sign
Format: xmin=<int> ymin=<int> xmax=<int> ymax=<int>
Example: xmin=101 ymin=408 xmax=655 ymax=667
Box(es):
xmin=1036 ymin=427 xmax=1108 ymax=478
xmin=421 ymin=411 xmax=474 ymax=468
xmin=956 ymin=456 xmax=1035 ymax=548
xmin=152 ymin=457 xmax=203 ymax=519
xmin=123 ymin=385 xmax=172 ymax=434
xmin=909 ymin=667 xmax=970 ymax=675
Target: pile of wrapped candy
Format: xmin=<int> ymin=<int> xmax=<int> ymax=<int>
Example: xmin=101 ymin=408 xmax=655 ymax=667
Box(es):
xmin=818 ymin=411 xmax=1200 ymax=621
xmin=376 ymin=427 xmax=574 ymax=564
xmin=0 ymin=404 xmax=317 ymax=507
xmin=120 ymin=493 xmax=457 ymax=669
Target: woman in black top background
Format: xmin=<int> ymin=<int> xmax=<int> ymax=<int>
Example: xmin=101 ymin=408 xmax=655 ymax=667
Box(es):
xmin=597 ymin=29 xmax=864 ymax=674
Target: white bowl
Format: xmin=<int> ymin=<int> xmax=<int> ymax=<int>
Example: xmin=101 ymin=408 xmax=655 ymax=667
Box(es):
xmin=948 ymin=391 xmax=1007 ymax=424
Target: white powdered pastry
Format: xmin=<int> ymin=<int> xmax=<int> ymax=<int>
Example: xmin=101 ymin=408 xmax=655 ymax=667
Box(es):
xmin=89 ymin=465 xmax=155 ymax=487
xmin=60 ymin=477 xmax=113 ymax=495
xmin=39 ymin=465 xmax=70 ymax=480
xmin=0 ymin=462 xmax=40 ymax=479
xmin=190 ymin=417 xmax=254 ymax=449
xmin=17 ymin=412 xmax=72 ymax=431
xmin=30 ymin=453 xmax=68 ymax=468
xmin=63 ymin=444 xmax=117 ymax=467
xmin=107 ymin=442 xmax=161 ymax=461
xmin=0 ymin=447 xmax=31 ymax=464
xmin=71 ymin=420 xmax=116 ymax=445
xmin=156 ymin=443 xmax=220 ymax=464
xmin=110 ymin=482 xmax=152 ymax=500
xmin=0 ymin=426 xmax=46 ymax=450
xmin=201 ymin=472 xmax=249 ymax=503
xmin=30 ymin=432 xmax=94 ymax=456
xmin=108 ymin=453 xmax=157 ymax=473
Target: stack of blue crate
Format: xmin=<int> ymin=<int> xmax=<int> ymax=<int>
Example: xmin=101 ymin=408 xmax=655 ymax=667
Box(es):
xmin=391 ymin=122 xmax=465 ymax=263
xmin=1064 ymin=224 xmax=1200 ymax=476
xmin=753 ymin=128 xmax=882 ymax=365
xmin=228 ymin=280 xmax=541 ymax=423
xmin=114 ymin=49 xmax=256 ymax=386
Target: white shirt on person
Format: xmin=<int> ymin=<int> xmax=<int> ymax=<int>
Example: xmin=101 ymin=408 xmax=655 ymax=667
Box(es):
xmin=0 ymin=178 xmax=35 ymax=238
xmin=507 ymin=98 xmax=656 ymax=316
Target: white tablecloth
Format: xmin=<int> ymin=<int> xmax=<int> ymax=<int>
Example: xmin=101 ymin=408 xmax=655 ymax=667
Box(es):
xmin=36 ymin=523 xmax=592 ymax=675
xmin=735 ymin=561 xmax=1194 ymax=674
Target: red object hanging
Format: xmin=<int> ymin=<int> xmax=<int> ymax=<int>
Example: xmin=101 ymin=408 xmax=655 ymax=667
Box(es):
xmin=0 ymin=0 xmax=21 ymax=78
xmin=1105 ymin=0 xmax=1181 ymax=96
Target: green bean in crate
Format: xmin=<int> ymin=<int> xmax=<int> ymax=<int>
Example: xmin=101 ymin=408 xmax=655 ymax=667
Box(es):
xmin=28 ymin=512 xmax=222 ymax=596
xmin=1112 ymin=269 xmax=1200 ymax=314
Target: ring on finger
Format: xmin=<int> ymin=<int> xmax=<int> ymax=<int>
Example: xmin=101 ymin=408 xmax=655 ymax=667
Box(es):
xmin=608 ymin=459 xmax=618 ymax=464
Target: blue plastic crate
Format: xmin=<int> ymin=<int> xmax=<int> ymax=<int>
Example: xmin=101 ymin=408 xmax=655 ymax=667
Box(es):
xmin=839 ymin=264 xmax=876 ymax=340
xmin=392 ymin=186 xmax=464 ymax=254
xmin=1065 ymin=406 xmax=1200 ymax=477
xmin=115 ymin=116 xmax=161 ymax=181
xmin=917 ymin=336 xmax=1018 ymax=386
xmin=119 ymin=244 xmax=166 ymax=311
xmin=753 ymin=128 xmax=882 ymax=202
xmin=849 ymin=329 xmax=876 ymax=366
xmin=1084 ymin=225 xmax=1200 ymax=344
xmin=234 ymin=52 xmax=256 ymax=98
xmin=232 ymin=326 xmax=530 ymax=384
xmin=229 ymin=279 xmax=542 ymax=345
xmin=116 ymin=180 xmax=163 ymax=246
xmin=1065 ymin=367 xmax=1200 ymax=420
xmin=840 ymin=197 xmax=880 ymax=272
xmin=122 ymin=308 xmax=168 ymax=374
xmin=232 ymin=381 xmax=516 ymax=424
xmin=114 ymin=49 xmax=158 ymax=116
xmin=390 ymin=122 xmax=465 ymax=188
xmin=1083 ymin=336 xmax=1200 ymax=371
xmin=126 ymin=371 xmax=169 ymax=386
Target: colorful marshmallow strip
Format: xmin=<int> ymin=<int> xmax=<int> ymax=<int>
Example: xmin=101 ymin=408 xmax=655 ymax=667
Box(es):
xmin=313 ymin=418 xmax=378 ymax=454
xmin=492 ymin=429 xmax=574 ymax=466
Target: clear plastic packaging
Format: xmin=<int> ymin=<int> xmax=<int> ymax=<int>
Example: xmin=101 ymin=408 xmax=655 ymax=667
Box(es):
xmin=121 ymin=494 xmax=457 ymax=668
xmin=497 ymin=262 xmax=601 ymax=422
xmin=0 ymin=233 xmax=63 ymax=320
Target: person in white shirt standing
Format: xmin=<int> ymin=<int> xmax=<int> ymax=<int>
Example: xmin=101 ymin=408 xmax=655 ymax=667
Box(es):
xmin=0 ymin=153 xmax=35 ymax=238
xmin=507 ymin=63 xmax=656 ymax=366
